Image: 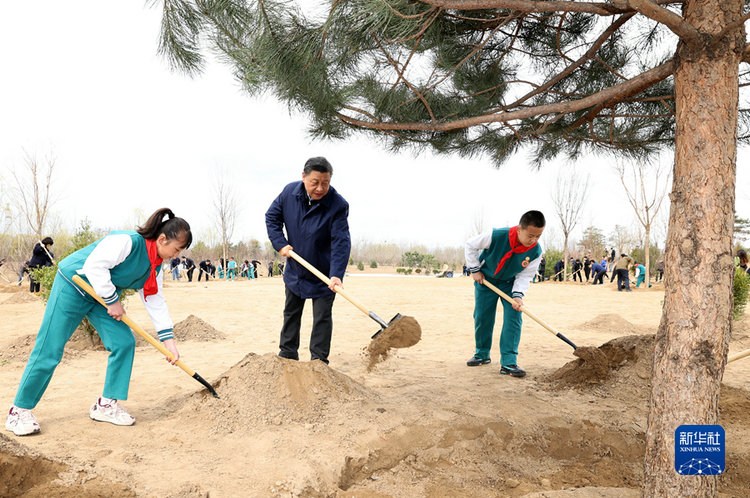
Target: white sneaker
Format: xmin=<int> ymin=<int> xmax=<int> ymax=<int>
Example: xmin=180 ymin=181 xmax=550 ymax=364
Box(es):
xmin=89 ymin=398 xmax=135 ymax=426
xmin=5 ymin=406 xmax=41 ymax=436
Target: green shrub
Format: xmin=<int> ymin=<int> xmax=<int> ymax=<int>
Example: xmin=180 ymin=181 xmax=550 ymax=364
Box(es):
xmin=396 ymin=267 xmax=405 ymax=274
xmin=357 ymin=261 xmax=365 ymax=271
xmin=734 ymin=268 xmax=749 ymax=320
xmin=433 ymin=269 xmax=440 ymax=274
xmin=415 ymin=268 xmax=421 ymax=274
xmin=370 ymin=261 xmax=378 ymax=268
xmin=405 ymin=268 xmax=413 ymax=274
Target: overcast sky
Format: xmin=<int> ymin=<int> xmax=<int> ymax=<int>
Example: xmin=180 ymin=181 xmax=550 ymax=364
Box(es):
xmin=1 ymin=2 xmax=748 ymax=250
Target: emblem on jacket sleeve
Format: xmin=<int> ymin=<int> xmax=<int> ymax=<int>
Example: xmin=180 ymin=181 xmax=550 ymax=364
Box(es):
xmin=522 ymin=257 xmax=530 ymax=268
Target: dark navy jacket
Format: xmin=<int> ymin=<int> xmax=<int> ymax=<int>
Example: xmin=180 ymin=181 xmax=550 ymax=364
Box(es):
xmin=266 ymin=181 xmax=351 ymax=299
xmin=29 ymin=243 xmax=53 ymax=268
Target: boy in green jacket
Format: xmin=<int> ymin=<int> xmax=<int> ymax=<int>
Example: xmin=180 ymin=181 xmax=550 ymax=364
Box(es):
xmin=465 ymin=211 xmax=545 ymax=378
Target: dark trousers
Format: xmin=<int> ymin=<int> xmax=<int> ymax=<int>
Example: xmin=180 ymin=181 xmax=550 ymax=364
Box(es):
xmin=186 ymin=269 xmax=194 ymax=282
xmin=572 ymin=270 xmax=582 ymax=281
xmin=593 ymin=270 xmax=606 ymax=285
xmin=279 ymin=288 xmax=336 ymax=363
xmin=584 ymin=268 xmax=590 ymax=281
xmin=29 ymin=276 xmax=40 ymax=293
xmin=198 ymin=268 xmax=210 ymax=281
xmin=615 ymin=269 xmax=631 ymax=290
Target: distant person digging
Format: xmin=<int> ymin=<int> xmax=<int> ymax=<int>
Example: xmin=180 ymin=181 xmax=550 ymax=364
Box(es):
xmin=464 ymin=210 xmax=545 ymax=378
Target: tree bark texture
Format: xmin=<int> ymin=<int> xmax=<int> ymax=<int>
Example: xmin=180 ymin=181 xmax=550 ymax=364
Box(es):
xmin=643 ymin=0 xmax=743 ymax=495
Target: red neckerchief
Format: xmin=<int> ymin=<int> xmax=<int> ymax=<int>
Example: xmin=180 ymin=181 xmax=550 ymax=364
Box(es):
xmin=494 ymin=226 xmax=537 ymax=275
xmin=143 ymin=239 xmax=163 ymax=300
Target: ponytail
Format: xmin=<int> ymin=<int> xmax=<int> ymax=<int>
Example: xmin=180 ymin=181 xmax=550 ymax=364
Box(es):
xmin=137 ymin=208 xmax=193 ymax=248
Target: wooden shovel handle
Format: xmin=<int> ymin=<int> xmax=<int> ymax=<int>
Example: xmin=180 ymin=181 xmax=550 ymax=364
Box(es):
xmin=728 ymin=348 xmax=750 ymax=363
xmin=482 ymin=279 xmax=562 ymax=339
xmin=71 ymin=275 xmax=196 ymax=376
xmin=287 ymin=250 xmax=370 ymax=316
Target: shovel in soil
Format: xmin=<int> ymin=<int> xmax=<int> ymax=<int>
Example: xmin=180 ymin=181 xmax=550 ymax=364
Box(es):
xmin=287 ymin=250 xmax=404 ymax=339
xmin=480 ymin=279 xmax=606 ymax=364
xmin=72 ymin=275 xmax=220 ymax=398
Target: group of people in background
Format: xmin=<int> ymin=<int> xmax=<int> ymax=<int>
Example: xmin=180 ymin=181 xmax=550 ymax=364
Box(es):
xmin=166 ymin=255 xmax=283 ymax=282
xmin=535 ymin=251 xmax=661 ymax=290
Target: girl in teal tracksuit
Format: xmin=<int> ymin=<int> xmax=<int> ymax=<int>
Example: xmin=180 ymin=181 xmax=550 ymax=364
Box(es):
xmin=5 ymin=208 xmax=192 ymax=436
xmin=464 ymin=211 xmax=545 ymax=378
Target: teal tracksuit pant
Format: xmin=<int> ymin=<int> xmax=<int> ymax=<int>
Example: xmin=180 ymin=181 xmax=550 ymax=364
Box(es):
xmin=14 ymin=273 xmax=136 ymax=409
xmin=473 ymin=278 xmax=523 ymax=367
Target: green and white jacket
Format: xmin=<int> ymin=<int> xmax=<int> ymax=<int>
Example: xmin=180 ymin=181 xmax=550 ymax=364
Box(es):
xmin=58 ymin=230 xmax=174 ymax=341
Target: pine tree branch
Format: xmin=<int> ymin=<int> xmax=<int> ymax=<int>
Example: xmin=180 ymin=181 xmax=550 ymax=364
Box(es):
xmin=336 ymin=59 xmax=676 ymax=133
xmin=420 ymin=0 xmax=626 ymax=15
xmin=504 ymin=13 xmax=634 ymax=109
xmin=419 ymin=0 xmax=683 ymax=15
xmin=372 ymin=32 xmax=437 ymax=123
xmin=626 ymin=0 xmax=702 ymax=47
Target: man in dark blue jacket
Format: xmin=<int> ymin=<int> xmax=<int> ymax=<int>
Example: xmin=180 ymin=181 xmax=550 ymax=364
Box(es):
xmin=265 ymin=157 xmax=351 ymax=364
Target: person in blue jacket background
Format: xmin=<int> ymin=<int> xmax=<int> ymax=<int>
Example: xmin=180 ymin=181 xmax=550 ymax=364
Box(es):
xmin=5 ymin=208 xmax=191 ymax=436
xmin=265 ymin=157 xmax=351 ymax=364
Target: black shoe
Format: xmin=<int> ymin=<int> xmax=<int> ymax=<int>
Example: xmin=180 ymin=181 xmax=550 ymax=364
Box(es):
xmin=500 ymin=365 xmax=526 ymax=378
xmin=278 ymin=352 xmax=299 ymax=361
xmin=467 ymin=356 xmax=491 ymax=366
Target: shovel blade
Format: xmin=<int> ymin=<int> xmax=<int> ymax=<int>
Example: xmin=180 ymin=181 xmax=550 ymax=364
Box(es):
xmin=371 ymin=313 xmax=404 ymax=339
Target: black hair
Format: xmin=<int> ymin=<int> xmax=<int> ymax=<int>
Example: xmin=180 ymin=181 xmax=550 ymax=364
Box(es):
xmin=136 ymin=208 xmax=192 ymax=249
xmin=41 ymin=237 xmax=53 ymax=246
xmin=303 ymin=157 xmax=333 ymax=175
xmin=738 ymin=249 xmax=748 ymax=265
xmin=519 ymin=210 xmax=545 ymax=229
xmin=621 ymin=253 xmax=627 ymax=257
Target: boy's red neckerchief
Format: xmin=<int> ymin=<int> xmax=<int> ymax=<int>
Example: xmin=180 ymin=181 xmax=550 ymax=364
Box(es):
xmin=494 ymin=226 xmax=537 ymax=276
xmin=143 ymin=239 xmax=163 ymax=300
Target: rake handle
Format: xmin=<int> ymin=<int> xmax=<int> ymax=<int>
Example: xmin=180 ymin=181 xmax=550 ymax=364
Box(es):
xmin=481 ymin=279 xmax=577 ymax=349
xmin=71 ymin=275 xmax=195 ymax=376
xmin=287 ymin=250 xmax=370 ymax=317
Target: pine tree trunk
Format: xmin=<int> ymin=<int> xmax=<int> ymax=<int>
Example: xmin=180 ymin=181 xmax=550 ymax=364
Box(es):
xmin=643 ymin=0 xmax=743 ymax=495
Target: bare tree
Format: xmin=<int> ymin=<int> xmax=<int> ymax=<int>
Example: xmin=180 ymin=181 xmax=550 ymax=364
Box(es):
xmin=212 ymin=172 xmax=239 ymax=271
xmin=616 ymin=160 xmax=671 ymax=286
xmin=12 ymin=150 xmax=57 ymax=239
xmin=551 ymin=169 xmax=590 ymax=280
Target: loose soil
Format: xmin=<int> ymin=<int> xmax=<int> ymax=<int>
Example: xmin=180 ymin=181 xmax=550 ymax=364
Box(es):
xmin=1 ymin=276 xmax=748 ymax=496
xmin=365 ymin=315 xmax=422 ymax=370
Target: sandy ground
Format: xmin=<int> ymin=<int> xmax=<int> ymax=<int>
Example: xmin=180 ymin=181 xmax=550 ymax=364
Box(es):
xmin=1 ymin=269 xmax=749 ymax=497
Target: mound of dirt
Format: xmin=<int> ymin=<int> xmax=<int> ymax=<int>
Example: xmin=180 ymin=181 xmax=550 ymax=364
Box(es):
xmin=548 ymin=334 xmax=655 ymax=398
xmin=366 ymin=316 xmax=422 ymax=370
xmin=0 ymin=282 xmax=27 ymax=293
xmin=577 ymin=314 xmax=652 ymax=335
xmin=0 ymin=434 xmax=135 ymax=497
xmin=0 ymin=323 xmax=174 ymax=363
xmin=0 ymin=334 xmax=36 ymax=362
xmin=1 ymin=292 xmax=42 ymax=304
xmin=175 ymin=352 xmax=378 ymax=433
xmin=172 ymin=314 xmax=226 ymax=342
